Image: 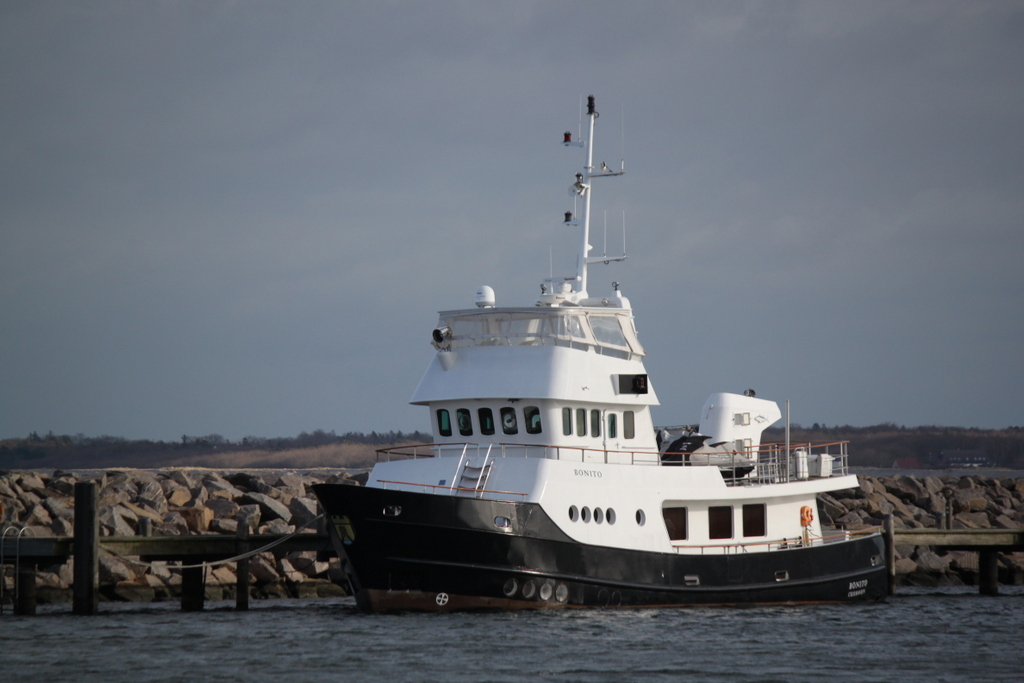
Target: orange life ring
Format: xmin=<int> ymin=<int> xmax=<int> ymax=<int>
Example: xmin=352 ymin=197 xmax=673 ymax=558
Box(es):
xmin=800 ymin=505 xmax=814 ymax=527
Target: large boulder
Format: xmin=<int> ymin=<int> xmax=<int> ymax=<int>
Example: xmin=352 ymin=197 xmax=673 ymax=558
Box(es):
xmin=159 ymin=511 xmax=190 ymax=536
xmin=288 ymin=496 xmax=320 ymax=527
xmin=954 ymin=511 xmax=992 ymax=529
xmin=99 ymin=556 xmax=138 ymax=584
xmin=210 ymin=518 xmax=239 ymax=535
xmin=99 ymin=507 xmax=136 ymax=536
xmin=206 ymin=498 xmax=240 ymax=519
xmin=913 ymin=549 xmax=951 ymax=573
xmin=236 ymin=504 xmax=262 ymax=530
xmin=175 ymin=506 xmax=213 ymax=533
xmin=240 ymin=492 xmax=291 ymax=523
xmin=161 ymin=480 xmax=192 ymax=507
xmin=202 ymin=474 xmax=244 ymax=501
xmin=135 ymin=478 xmax=169 ymax=514
xmin=952 ymin=488 xmax=990 ymax=513
xmin=249 ymin=554 xmax=279 ymax=583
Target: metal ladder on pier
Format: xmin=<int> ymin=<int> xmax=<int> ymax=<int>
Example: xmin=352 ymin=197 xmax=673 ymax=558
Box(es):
xmin=1 ymin=525 xmax=35 ymax=615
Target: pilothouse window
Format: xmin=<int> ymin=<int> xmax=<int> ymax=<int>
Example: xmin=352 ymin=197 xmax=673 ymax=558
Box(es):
xmin=589 ymin=316 xmax=628 ymax=348
xmin=457 ymin=408 xmax=473 ymax=436
xmin=478 ymin=408 xmax=495 ymax=435
xmin=524 ymin=406 xmax=542 ymax=434
xmin=437 ymin=409 xmax=452 ymax=437
xmin=500 ymin=407 xmax=518 ymax=435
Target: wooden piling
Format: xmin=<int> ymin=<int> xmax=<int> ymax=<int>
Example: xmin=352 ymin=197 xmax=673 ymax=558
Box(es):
xmin=15 ymin=564 xmax=37 ymax=616
xmin=236 ymin=524 xmax=250 ymax=611
xmin=884 ymin=514 xmax=895 ymax=596
xmin=181 ymin=565 xmax=206 ymax=611
xmin=72 ymin=481 xmax=99 ymax=615
xmin=979 ymin=550 xmax=999 ymax=596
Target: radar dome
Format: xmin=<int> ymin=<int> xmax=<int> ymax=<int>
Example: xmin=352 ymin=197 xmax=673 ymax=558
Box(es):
xmin=475 ymin=285 xmax=496 ymax=308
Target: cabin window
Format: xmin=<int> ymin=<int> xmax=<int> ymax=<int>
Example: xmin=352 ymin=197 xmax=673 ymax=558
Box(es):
xmin=525 ymin=406 xmax=542 ymax=434
xmin=562 ymin=407 xmax=573 ymax=435
xmin=742 ymin=504 xmax=766 ymax=537
xmin=500 ymin=407 xmax=518 ymax=435
xmin=589 ymin=315 xmax=628 ymax=348
xmin=607 ymin=413 xmax=617 ymax=439
xmin=437 ymin=409 xmax=452 ymax=437
xmin=623 ymin=411 xmax=635 ymax=439
xmin=663 ymin=506 xmax=687 ymax=541
xmin=457 ymin=408 xmax=473 ymax=436
xmin=478 ymin=408 xmax=495 ymax=435
xmin=591 ymin=409 xmax=601 ymax=437
xmin=576 ymin=408 xmax=587 ymax=436
xmin=708 ymin=506 xmax=733 ymax=540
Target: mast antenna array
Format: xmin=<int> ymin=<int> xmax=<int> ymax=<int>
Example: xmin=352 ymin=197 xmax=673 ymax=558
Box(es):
xmin=560 ymin=95 xmax=626 ymax=300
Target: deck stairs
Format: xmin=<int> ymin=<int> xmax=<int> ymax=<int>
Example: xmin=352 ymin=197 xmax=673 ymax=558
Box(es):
xmin=455 ymin=456 xmax=493 ymax=497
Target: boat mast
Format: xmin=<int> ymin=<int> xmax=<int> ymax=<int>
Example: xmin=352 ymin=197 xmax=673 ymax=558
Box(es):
xmin=577 ymin=96 xmax=598 ymax=297
xmin=564 ymin=95 xmax=624 ymax=302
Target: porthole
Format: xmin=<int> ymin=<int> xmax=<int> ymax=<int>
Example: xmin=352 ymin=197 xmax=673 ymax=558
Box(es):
xmin=384 ymin=505 xmax=402 ymax=517
xmin=555 ymin=583 xmax=569 ymax=603
xmin=503 ymin=578 xmax=518 ymax=597
xmin=581 ymin=506 xmax=591 ymax=523
xmin=594 ymin=507 xmax=604 ymax=524
xmin=522 ymin=580 xmax=537 ymax=599
xmin=568 ymin=505 xmax=579 ymax=522
xmin=494 ymin=516 xmax=511 ymax=529
xmin=606 ymin=508 xmax=616 ymax=525
xmin=636 ymin=509 xmax=646 ymax=526
xmin=539 ymin=582 xmax=553 ymax=601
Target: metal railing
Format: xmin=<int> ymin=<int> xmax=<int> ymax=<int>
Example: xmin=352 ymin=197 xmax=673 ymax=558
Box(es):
xmin=667 ymin=524 xmax=880 ymax=555
xmin=376 ymin=440 xmax=850 ymax=486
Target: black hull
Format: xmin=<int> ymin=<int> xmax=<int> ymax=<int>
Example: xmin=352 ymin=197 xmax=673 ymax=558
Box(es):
xmin=312 ymin=483 xmax=887 ymax=612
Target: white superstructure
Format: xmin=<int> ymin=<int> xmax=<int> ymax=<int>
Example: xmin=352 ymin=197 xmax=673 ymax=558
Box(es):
xmin=373 ymin=95 xmax=859 ymax=558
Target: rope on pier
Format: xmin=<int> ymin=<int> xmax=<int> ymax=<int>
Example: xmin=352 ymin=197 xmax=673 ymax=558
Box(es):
xmin=98 ymin=514 xmax=327 ymax=570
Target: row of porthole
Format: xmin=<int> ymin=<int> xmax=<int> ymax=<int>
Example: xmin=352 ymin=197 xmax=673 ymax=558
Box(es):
xmin=503 ymin=577 xmax=569 ymax=603
xmin=568 ymin=505 xmax=620 ymax=525
xmin=568 ymin=506 xmax=648 ymax=526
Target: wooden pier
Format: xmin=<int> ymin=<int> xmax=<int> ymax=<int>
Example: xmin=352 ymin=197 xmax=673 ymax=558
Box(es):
xmin=2 ymin=481 xmax=333 ymax=615
xmin=885 ymin=514 xmax=1024 ymax=596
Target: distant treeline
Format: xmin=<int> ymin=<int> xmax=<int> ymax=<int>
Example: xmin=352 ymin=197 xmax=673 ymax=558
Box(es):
xmin=2 ymin=424 xmax=1023 ymax=471
xmin=0 ymin=429 xmax=431 ymax=469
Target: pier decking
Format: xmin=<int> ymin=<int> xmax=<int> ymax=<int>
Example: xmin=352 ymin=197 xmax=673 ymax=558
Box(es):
xmin=2 ymin=481 xmax=333 ymax=615
xmin=886 ymin=515 xmax=1024 ymax=596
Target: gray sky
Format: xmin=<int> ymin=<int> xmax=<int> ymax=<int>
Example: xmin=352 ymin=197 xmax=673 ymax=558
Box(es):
xmin=2 ymin=1 xmax=1022 ymax=440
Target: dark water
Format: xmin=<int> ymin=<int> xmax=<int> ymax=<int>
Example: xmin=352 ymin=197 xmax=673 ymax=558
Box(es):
xmin=2 ymin=588 xmax=1023 ymax=682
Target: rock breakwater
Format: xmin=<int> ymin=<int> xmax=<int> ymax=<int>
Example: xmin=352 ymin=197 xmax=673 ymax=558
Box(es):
xmin=3 ymin=469 xmax=1024 ymax=603
xmin=826 ymin=473 xmax=1024 ymax=586
xmin=1 ymin=468 xmax=365 ymax=604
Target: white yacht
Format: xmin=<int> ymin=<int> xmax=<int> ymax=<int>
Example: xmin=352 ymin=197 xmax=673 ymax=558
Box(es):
xmin=313 ymin=96 xmax=886 ymax=611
